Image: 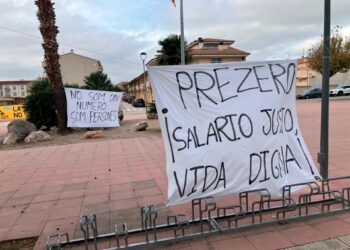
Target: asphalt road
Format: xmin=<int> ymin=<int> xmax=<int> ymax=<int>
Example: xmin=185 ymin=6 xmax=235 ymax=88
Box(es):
xmin=120 ymin=101 xmax=146 ymax=115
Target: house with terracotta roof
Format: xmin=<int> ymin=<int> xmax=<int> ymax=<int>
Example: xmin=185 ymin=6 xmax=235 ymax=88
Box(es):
xmin=295 ymin=57 xmax=317 ymax=94
xmin=186 ymin=37 xmax=249 ymax=64
xmin=128 ymin=37 xmax=250 ymax=104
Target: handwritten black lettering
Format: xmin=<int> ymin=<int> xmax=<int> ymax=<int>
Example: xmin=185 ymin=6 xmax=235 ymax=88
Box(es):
xmin=176 ymin=71 xmax=193 ymax=109
xmin=214 ymin=67 xmax=237 ymax=102
xmin=194 ymin=71 xmax=218 ymax=108
xmin=173 ymin=162 xmax=227 ymax=198
xmin=253 ymin=65 xmax=273 ymax=92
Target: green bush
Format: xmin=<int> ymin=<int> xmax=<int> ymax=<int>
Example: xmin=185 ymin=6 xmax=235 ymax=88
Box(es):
xmin=84 ymin=71 xmax=122 ymax=91
xmin=24 ymin=79 xmax=57 ymax=128
xmin=147 ymin=100 xmax=157 ymax=114
xmin=64 ymin=83 xmax=82 ymax=89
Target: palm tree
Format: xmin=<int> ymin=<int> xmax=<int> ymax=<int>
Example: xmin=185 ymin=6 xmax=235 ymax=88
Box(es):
xmin=84 ymin=71 xmax=121 ymax=91
xmin=35 ymin=0 xmax=67 ymax=133
xmin=156 ymin=34 xmax=191 ymax=65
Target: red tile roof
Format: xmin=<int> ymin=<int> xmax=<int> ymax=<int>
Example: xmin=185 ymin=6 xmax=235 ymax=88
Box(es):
xmin=197 ymin=38 xmax=235 ymax=43
xmin=0 ymin=80 xmax=32 ymax=85
xmin=187 ymin=38 xmax=235 ymax=49
xmin=189 ymin=47 xmax=250 ymax=56
xmin=298 ymin=57 xmax=309 ymax=65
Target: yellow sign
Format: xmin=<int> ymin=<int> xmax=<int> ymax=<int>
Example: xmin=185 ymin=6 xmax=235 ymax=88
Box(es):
xmin=0 ymin=105 xmax=27 ymax=121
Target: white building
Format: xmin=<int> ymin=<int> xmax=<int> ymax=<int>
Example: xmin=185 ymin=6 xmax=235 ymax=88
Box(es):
xmin=0 ymin=80 xmax=32 ymax=104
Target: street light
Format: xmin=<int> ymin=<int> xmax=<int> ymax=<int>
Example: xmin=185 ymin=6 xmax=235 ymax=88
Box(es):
xmin=140 ymin=52 xmax=147 ymax=113
xmin=318 ymin=0 xmax=331 ymax=179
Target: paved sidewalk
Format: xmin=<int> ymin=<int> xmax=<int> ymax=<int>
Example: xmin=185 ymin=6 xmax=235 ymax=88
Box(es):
xmin=0 ymin=98 xmax=349 ymax=249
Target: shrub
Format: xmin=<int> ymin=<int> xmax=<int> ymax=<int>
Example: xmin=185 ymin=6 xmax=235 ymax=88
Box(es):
xmin=147 ymin=100 xmax=157 ymax=114
xmin=84 ymin=71 xmax=122 ymax=91
xmin=24 ymin=79 xmax=57 ymax=128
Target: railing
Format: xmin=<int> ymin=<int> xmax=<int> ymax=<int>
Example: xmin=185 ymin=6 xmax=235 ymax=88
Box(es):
xmin=45 ymin=176 xmax=350 ymax=250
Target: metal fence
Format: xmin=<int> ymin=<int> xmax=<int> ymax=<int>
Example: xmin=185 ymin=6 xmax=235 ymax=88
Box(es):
xmin=46 ymin=176 xmax=350 ymax=250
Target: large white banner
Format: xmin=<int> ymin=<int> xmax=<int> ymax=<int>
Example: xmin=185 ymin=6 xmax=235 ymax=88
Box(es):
xmin=64 ymin=88 xmax=123 ymax=127
xmin=148 ymin=60 xmax=320 ymax=205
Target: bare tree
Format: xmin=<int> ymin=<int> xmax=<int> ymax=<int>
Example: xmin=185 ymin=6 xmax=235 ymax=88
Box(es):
xmin=308 ymin=27 xmax=350 ymax=77
xmin=35 ymin=0 xmax=67 ymax=133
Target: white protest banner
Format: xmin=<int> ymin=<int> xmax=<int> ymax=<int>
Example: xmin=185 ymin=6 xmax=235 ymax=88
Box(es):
xmin=64 ymin=88 xmax=123 ymax=128
xmin=148 ymin=60 xmax=320 ymax=205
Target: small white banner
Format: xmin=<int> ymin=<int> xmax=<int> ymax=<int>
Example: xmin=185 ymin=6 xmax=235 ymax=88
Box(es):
xmin=148 ymin=60 xmax=320 ymax=205
xmin=64 ymin=88 xmax=123 ymax=127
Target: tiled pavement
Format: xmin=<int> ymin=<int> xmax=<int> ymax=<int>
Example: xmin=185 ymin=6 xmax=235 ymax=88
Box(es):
xmin=0 ymin=98 xmax=349 ymax=249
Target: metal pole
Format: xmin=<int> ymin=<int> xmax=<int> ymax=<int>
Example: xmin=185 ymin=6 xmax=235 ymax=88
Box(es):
xmin=318 ymin=0 xmax=331 ymax=179
xmin=142 ymin=60 xmax=147 ymax=111
xmin=180 ymin=0 xmax=185 ymax=65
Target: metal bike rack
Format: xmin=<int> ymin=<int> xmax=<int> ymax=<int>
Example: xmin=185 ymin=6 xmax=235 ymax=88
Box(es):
xmin=45 ymin=232 xmax=69 ymax=250
xmin=80 ymin=214 xmax=98 ymax=250
xmin=46 ymin=176 xmax=350 ymax=250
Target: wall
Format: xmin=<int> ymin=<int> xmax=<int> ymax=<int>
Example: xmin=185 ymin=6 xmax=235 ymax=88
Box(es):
xmin=128 ymin=73 xmax=154 ymax=104
xmin=190 ymin=56 xmax=244 ymax=64
xmin=59 ymin=53 xmax=102 ymax=86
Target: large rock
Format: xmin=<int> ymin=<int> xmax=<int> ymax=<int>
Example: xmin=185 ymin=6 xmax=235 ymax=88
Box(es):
xmin=6 ymin=119 xmax=36 ymax=143
xmin=135 ymin=121 xmax=148 ymax=131
xmin=84 ymin=130 xmax=104 ymax=139
xmin=24 ymin=131 xmax=51 ymax=143
xmin=49 ymin=126 xmax=58 ymax=134
xmin=3 ymin=133 xmax=17 ymax=145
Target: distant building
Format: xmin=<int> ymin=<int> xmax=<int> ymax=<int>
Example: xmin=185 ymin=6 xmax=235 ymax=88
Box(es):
xmin=117 ymin=81 xmax=129 ymax=92
xmin=128 ymin=73 xmax=149 ymax=100
xmin=0 ymin=97 xmax=14 ymax=106
xmin=0 ymin=80 xmax=33 ymax=104
xmin=42 ymin=49 xmax=103 ymax=86
xmin=309 ymin=70 xmax=350 ymax=89
xmin=296 ymin=57 xmax=317 ymax=94
xmin=186 ymin=37 xmax=250 ymax=64
xmin=296 ymin=56 xmax=350 ymax=92
xmin=129 ymin=37 xmax=250 ymax=104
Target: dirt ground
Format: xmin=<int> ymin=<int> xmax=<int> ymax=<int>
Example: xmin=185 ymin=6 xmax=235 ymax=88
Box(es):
xmin=0 ymin=238 xmax=37 ymax=250
xmin=0 ymin=118 xmax=161 ymax=151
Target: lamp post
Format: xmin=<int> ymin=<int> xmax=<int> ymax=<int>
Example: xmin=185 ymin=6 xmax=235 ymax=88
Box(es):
xmin=140 ymin=52 xmax=147 ymax=112
xmin=318 ymin=0 xmax=331 ymax=179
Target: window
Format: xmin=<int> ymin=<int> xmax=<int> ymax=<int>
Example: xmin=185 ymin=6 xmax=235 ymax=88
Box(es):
xmin=21 ymin=85 xmax=25 ymax=90
xmin=21 ymin=91 xmax=26 ymax=97
xmin=12 ymin=85 xmax=16 ymax=90
xmin=204 ymin=43 xmax=218 ymax=49
xmin=211 ymin=57 xmax=222 ymax=64
xmin=4 ymin=86 xmax=11 ymax=97
xmin=0 ymin=90 xmax=3 ymax=96
xmin=13 ymin=92 xmax=17 ymax=97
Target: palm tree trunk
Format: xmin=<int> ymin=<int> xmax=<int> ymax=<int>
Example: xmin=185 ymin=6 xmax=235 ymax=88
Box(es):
xmin=35 ymin=0 xmax=67 ymax=133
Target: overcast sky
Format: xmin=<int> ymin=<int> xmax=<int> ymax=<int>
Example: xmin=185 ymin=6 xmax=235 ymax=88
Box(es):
xmin=0 ymin=0 xmax=350 ymax=83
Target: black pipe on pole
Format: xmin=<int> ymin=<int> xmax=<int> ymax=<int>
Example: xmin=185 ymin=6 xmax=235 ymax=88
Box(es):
xmin=180 ymin=0 xmax=185 ymax=65
xmin=318 ymin=0 xmax=331 ymax=179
